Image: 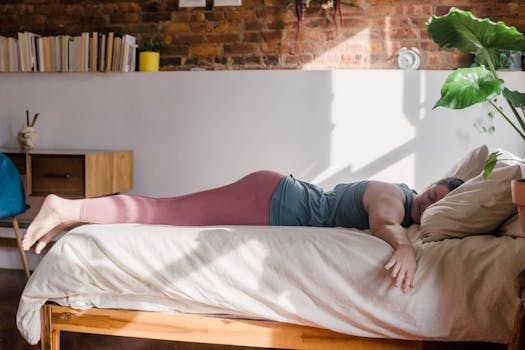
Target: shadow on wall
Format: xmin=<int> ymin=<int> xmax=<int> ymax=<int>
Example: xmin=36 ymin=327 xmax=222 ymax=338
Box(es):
xmin=314 ymin=70 xmax=423 ymax=190
xmin=313 ymin=70 xmax=524 ymax=193
xmin=0 ymin=70 xmax=523 ymax=197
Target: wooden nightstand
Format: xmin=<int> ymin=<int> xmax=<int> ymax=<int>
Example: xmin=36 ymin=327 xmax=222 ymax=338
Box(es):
xmin=2 ymin=148 xmax=133 ymax=198
xmin=0 ymin=148 xmax=134 ymax=278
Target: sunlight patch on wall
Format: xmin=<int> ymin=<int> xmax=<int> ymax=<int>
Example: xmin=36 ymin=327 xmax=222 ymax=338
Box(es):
xmin=303 ymin=28 xmax=373 ymax=69
xmin=382 ymin=16 xmax=393 ymax=60
xmin=312 ymin=71 xmax=416 ymax=188
xmin=368 ymin=153 xmax=415 ymax=188
xmin=418 ymin=71 xmax=427 ymax=121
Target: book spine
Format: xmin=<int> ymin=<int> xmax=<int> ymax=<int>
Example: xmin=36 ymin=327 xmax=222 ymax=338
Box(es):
xmin=105 ymin=32 xmax=114 ymax=72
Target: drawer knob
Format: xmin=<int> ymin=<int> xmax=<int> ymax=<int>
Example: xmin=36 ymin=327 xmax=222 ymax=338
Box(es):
xmin=43 ymin=173 xmax=72 ymax=179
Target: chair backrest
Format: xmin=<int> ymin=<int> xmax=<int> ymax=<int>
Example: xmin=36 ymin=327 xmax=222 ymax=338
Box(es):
xmin=0 ymin=152 xmax=27 ymax=218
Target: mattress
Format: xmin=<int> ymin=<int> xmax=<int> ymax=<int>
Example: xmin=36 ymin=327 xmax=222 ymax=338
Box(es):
xmin=17 ymin=223 xmax=525 ymax=345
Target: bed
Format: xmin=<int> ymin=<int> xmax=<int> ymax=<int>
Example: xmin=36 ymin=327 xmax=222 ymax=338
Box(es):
xmin=16 ymin=222 xmax=525 ymax=350
xmin=16 ymin=145 xmax=525 ymax=350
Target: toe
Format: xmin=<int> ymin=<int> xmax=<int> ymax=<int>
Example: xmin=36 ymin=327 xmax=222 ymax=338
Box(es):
xmin=35 ymin=241 xmax=47 ymax=255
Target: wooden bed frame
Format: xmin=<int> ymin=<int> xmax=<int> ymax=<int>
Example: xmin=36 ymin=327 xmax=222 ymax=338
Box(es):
xmin=39 ymin=270 xmax=525 ymax=350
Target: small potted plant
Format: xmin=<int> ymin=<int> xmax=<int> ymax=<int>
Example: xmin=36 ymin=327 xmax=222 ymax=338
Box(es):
xmin=426 ymin=8 xmax=525 ymax=231
xmin=495 ymin=50 xmax=522 ymax=71
xmin=137 ymin=39 xmax=164 ymax=72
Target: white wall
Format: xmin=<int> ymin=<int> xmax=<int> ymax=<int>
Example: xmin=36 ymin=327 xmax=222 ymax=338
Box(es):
xmin=1 ymin=70 xmax=524 ymax=269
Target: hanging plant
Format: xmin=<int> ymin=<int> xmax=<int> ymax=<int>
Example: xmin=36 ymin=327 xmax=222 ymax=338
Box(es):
xmin=292 ymin=0 xmax=358 ymax=33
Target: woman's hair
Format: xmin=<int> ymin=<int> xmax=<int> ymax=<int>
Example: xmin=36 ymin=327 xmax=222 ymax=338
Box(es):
xmin=436 ymin=177 xmax=464 ymax=192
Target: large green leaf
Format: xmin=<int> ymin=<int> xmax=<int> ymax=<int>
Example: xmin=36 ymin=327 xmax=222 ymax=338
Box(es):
xmin=503 ymin=88 xmax=525 ymax=108
xmin=434 ymin=66 xmax=504 ymax=109
xmin=427 ymin=8 xmax=525 ymax=55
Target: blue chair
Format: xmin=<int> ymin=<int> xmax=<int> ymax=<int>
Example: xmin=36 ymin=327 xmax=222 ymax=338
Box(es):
xmin=0 ymin=152 xmax=30 ymax=279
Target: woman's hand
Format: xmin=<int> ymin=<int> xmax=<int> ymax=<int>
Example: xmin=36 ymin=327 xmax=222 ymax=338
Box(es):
xmin=363 ymin=182 xmax=418 ymax=293
xmin=384 ymin=244 xmax=416 ymax=293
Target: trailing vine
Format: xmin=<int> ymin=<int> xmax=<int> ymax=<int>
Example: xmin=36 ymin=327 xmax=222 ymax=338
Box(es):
xmin=293 ymin=0 xmax=356 ymax=35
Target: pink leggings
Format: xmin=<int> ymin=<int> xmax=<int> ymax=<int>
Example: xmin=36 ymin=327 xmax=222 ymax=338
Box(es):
xmin=80 ymin=170 xmax=284 ymax=226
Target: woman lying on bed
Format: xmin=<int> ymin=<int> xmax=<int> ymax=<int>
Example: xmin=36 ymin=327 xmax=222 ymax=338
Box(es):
xmin=22 ymin=170 xmax=463 ymax=293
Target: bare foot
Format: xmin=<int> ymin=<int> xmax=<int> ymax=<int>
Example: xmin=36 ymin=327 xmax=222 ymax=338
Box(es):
xmin=22 ymin=194 xmax=81 ymax=251
xmin=34 ymin=223 xmax=68 ymax=254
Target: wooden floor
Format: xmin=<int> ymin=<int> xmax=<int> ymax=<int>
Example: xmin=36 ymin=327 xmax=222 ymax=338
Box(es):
xmin=0 ymin=268 xmax=508 ymax=350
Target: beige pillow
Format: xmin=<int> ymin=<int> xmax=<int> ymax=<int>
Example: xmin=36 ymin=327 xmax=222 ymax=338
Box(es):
xmin=497 ymin=214 xmax=523 ymax=238
xmin=421 ymin=165 xmax=521 ymax=242
xmin=444 ymin=144 xmax=488 ymax=181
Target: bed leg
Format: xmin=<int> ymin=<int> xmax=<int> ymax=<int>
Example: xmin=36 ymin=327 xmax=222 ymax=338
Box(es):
xmin=41 ymin=305 xmax=60 ymax=350
xmin=51 ymin=329 xmax=60 ymax=350
xmin=508 ymin=270 xmax=525 ymax=350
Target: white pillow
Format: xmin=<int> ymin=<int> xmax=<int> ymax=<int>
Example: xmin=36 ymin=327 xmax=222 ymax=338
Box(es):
xmin=421 ymin=165 xmax=521 ymax=242
xmin=444 ymin=144 xmax=488 ymax=181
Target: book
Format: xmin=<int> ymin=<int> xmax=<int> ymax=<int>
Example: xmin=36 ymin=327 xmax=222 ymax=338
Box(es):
xmin=98 ymin=33 xmax=106 ymax=72
xmin=71 ymin=36 xmax=82 ymax=73
xmin=17 ymin=32 xmax=28 ymax=72
xmin=61 ymin=35 xmax=72 ymax=72
xmin=120 ymin=34 xmax=135 ymax=72
xmin=43 ymin=36 xmax=48 ymax=72
xmin=0 ymin=36 xmax=7 ymax=72
xmin=125 ymin=34 xmax=137 ymax=72
xmin=90 ymin=32 xmax=98 ymax=72
xmin=46 ymin=36 xmax=54 ymax=72
xmin=54 ymin=36 xmax=61 ymax=72
xmin=28 ymin=32 xmax=40 ymax=72
xmin=36 ymin=36 xmax=44 ymax=72
xmin=112 ymin=36 xmax=121 ymax=72
xmin=129 ymin=38 xmax=137 ymax=72
xmin=44 ymin=36 xmax=53 ymax=72
xmin=7 ymin=37 xmax=19 ymax=72
xmin=80 ymin=32 xmax=90 ymax=72
xmin=118 ymin=36 xmax=125 ymax=72
xmin=105 ymin=32 xmax=114 ymax=72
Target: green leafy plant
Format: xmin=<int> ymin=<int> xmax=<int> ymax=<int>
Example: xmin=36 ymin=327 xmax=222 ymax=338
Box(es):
xmin=137 ymin=39 xmax=164 ymax=53
xmin=427 ymin=8 xmax=525 ymax=178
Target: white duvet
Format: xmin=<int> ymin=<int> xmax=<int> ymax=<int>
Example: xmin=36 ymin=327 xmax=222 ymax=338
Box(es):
xmin=17 ymin=223 xmax=525 ymax=345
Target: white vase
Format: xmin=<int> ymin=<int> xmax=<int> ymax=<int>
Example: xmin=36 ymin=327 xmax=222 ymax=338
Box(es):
xmin=17 ymin=126 xmax=38 ymax=151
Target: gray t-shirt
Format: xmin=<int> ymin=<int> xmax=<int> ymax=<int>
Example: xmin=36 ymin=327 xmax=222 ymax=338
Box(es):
xmin=269 ymin=175 xmax=416 ymax=229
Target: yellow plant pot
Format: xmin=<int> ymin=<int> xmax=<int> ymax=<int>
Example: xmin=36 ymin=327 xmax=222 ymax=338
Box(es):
xmin=139 ymin=51 xmax=160 ymax=72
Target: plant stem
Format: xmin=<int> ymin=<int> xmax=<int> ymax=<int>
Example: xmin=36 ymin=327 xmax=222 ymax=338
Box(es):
xmin=483 ymin=52 xmax=525 ymax=139
xmin=481 ymin=48 xmax=498 ymax=78
xmin=505 ymin=98 xmax=525 ymax=134
xmin=488 ymin=99 xmax=525 ymax=140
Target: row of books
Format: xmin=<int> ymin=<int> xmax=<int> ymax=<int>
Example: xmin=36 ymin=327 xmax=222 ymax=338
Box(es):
xmin=0 ymin=32 xmax=137 ymax=73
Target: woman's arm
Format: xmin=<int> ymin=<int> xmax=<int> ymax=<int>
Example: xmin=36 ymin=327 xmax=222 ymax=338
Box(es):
xmin=363 ymin=182 xmax=416 ymax=293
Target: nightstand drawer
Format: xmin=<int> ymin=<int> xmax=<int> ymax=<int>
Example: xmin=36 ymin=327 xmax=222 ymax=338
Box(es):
xmin=31 ymin=155 xmax=85 ymax=196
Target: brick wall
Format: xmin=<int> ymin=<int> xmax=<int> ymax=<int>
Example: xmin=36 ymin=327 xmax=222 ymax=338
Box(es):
xmin=1 ymin=0 xmax=523 ymax=70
